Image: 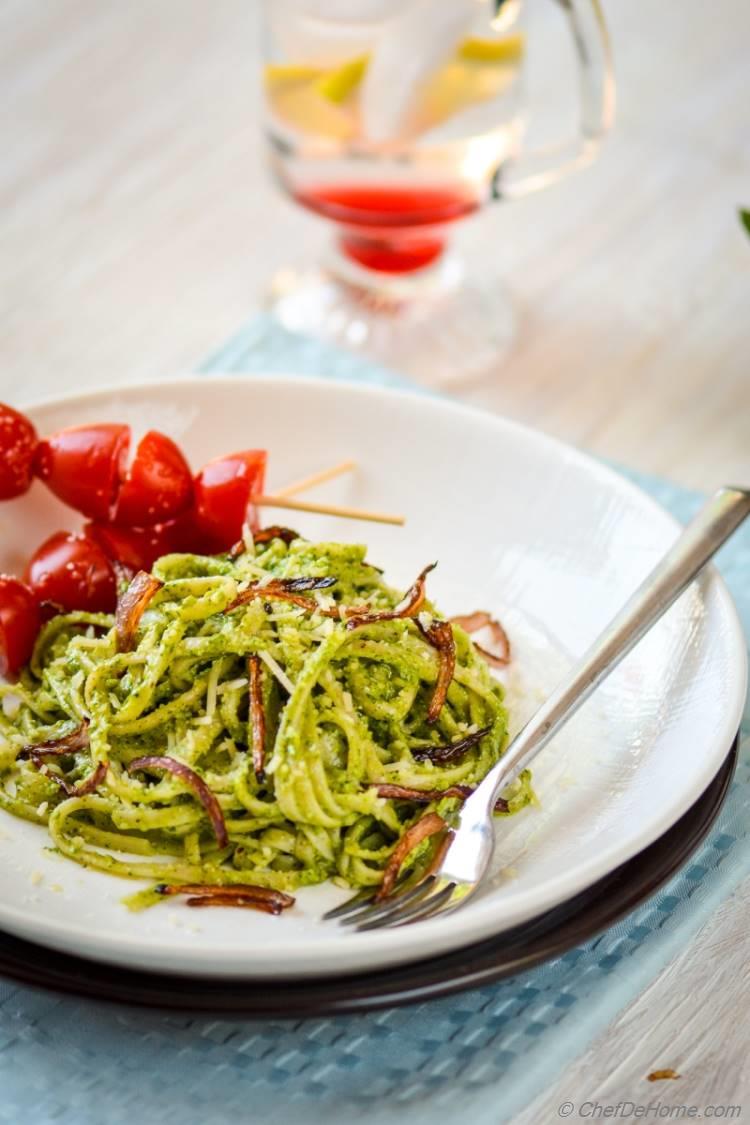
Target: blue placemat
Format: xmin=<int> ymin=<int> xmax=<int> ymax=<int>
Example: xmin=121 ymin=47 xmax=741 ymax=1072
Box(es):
xmin=0 ymin=317 xmax=747 ymax=1125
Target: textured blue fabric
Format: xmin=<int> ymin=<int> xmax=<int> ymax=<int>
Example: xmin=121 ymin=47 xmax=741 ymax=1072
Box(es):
xmin=0 ymin=316 xmax=746 ymax=1125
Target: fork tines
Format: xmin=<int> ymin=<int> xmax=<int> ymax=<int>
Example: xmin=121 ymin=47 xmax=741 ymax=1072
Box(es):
xmin=323 ymin=876 xmax=456 ymax=931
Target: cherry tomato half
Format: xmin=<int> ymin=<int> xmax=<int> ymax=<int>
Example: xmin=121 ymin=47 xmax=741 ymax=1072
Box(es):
xmin=193 ymin=450 xmax=267 ymax=551
xmin=0 ymin=404 xmax=38 ymax=500
xmin=111 ymin=430 xmax=193 ymax=528
xmin=34 ymin=424 xmax=129 ymax=521
xmin=0 ymin=577 xmax=41 ymax=679
xmin=27 ymin=532 xmax=117 ymax=613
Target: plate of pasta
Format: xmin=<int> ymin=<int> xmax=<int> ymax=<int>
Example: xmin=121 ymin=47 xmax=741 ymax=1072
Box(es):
xmin=0 ymin=376 xmax=744 ymax=980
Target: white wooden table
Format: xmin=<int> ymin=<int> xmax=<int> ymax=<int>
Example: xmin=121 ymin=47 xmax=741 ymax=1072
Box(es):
xmin=1 ymin=0 xmax=748 ymax=1117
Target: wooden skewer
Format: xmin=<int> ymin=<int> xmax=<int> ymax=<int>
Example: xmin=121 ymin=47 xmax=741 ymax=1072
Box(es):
xmin=258 ymin=457 xmax=403 ymax=526
xmin=275 ymin=459 xmax=356 ymax=499
xmin=252 ymin=494 xmax=405 ymax=527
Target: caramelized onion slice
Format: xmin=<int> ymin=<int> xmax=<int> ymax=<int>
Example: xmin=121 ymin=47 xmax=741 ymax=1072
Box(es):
xmin=374 ymin=783 xmax=473 ymax=803
xmin=228 ymin=526 xmax=302 ymax=558
xmin=156 ymin=883 xmax=294 ymax=911
xmin=64 ymin=759 xmax=108 ymax=797
xmin=450 ymin=610 xmax=511 ymax=667
xmin=416 ymin=618 xmax=456 ymax=723
xmin=38 ymin=758 xmax=107 ymax=798
xmin=346 ymin=562 xmax=436 ymax=631
xmin=377 ymin=811 xmax=449 ymax=901
xmin=374 ymin=782 xmax=508 ymax=815
xmin=116 ymin=571 xmax=163 ymax=652
xmin=253 ymin=526 xmax=301 ymax=547
xmin=411 ymin=724 xmax=492 ymax=764
xmin=186 ymin=895 xmax=284 ymax=915
xmin=19 ymin=719 xmax=90 ymax=761
xmin=247 ymin=654 xmax=266 ymax=781
xmin=128 ymin=755 xmax=228 ymax=848
xmin=278 ymin=576 xmax=336 ymax=593
xmin=227 ymin=577 xmax=338 ymax=617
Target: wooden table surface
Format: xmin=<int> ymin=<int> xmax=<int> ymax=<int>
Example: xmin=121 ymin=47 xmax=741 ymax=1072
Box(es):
xmin=1 ymin=0 xmax=749 ymax=1118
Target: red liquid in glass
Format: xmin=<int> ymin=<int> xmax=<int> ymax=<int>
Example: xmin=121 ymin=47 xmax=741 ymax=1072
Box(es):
xmin=295 ymin=184 xmax=479 ymax=273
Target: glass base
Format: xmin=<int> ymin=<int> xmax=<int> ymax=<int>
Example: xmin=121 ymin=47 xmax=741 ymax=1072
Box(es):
xmin=265 ymin=248 xmax=515 ymax=389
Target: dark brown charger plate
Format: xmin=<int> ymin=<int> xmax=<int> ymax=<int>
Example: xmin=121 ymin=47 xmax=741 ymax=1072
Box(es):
xmin=0 ymin=736 xmax=737 ymax=1017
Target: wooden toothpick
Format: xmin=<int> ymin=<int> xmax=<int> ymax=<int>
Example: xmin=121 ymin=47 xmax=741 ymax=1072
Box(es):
xmin=275 ymin=459 xmax=356 ymax=499
xmin=252 ymin=493 xmax=405 ymax=527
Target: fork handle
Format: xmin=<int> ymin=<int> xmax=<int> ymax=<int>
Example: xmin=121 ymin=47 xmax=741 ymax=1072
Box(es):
xmin=468 ymin=486 xmax=750 ymax=816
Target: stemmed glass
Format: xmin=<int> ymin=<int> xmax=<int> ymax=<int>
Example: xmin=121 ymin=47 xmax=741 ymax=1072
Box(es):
xmin=260 ymin=0 xmax=614 ymax=385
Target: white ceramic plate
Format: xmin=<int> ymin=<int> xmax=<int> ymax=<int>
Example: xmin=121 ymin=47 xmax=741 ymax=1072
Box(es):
xmin=0 ymin=376 xmax=745 ymax=979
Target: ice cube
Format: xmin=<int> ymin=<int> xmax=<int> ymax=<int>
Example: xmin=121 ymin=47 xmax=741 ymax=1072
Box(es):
xmin=360 ymin=0 xmax=479 ymax=144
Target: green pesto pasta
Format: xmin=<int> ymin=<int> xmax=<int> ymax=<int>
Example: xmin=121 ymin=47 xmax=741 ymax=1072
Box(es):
xmin=0 ymin=534 xmax=534 ymax=895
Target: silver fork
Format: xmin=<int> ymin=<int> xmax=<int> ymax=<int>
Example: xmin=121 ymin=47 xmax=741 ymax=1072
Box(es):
xmin=325 ymin=485 xmax=750 ymax=931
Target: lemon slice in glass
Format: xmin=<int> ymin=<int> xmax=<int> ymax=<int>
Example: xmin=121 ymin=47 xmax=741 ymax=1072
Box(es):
xmin=267 ymin=86 xmax=357 ymax=140
xmin=315 ymin=54 xmax=369 ymax=104
xmin=263 ymin=63 xmax=325 ymax=88
xmin=412 ymin=36 xmax=524 ymax=135
xmin=458 ymin=33 xmax=525 ymax=64
xmin=264 ymin=59 xmax=359 ymax=140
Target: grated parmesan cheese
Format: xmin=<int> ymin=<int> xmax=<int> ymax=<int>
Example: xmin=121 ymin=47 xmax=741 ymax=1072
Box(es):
xmin=236 ymin=560 xmax=272 ymax=581
xmin=240 ymin=521 xmax=256 ymax=556
xmin=258 ymin=650 xmax=294 ymax=695
xmin=313 ymin=618 xmax=336 ymax=641
xmin=218 ymin=678 xmax=248 ymax=694
xmin=2 ymin=694 xmax=20 ymax=719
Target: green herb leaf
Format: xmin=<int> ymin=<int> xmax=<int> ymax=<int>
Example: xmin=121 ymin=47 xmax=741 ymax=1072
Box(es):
xmin=740 ymin=208 xmax=750 ymax=238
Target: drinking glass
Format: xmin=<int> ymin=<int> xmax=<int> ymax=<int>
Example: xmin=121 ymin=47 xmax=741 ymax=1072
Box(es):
xmin=261 ymin=0 xmax=614 ymax=384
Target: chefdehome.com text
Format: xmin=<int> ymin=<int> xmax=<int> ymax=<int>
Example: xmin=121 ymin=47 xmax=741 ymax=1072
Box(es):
xmin=557 ymin=1101 xmax=742 ymax=1119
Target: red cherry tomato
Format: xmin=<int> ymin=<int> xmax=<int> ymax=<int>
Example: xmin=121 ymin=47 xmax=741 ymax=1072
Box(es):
xmin=0 ymin=404 xmax=38 ymax=500
xmin=159 ymin=508 xmax=224 ymax=556
xmin=86 ymin=523 xmax=163 ymax=573
xmin=111 ymin=430 xmax=193 ymax=528
xmin=34 ymin=424 xmax=129 ymax=520
xmin=85 ymin=519 xmax=190 ymax=573
xmin=86 ymin=510 xmax=220 ymax=570
xmin=193 ymin=450 xmax=267 ymax=551
xmin=27 ymin=532 xmax=117 ymax=613
xmin=0 ymin=577 xmax=41 ymax=679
